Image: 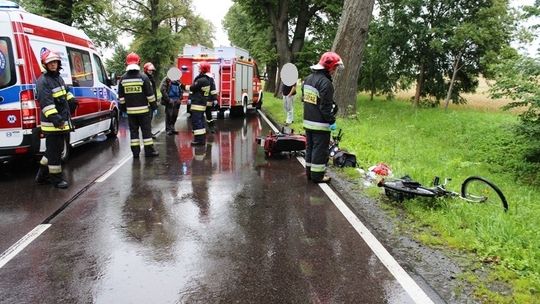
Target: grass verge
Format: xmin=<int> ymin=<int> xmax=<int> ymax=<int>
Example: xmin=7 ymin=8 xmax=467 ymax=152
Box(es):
xmin=262 ymin=93 xmax=540 ymax=303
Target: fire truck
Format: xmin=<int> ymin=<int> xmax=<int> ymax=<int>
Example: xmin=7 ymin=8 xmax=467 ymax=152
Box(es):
xmin=177 ymin=45 xmax=263 ymax=118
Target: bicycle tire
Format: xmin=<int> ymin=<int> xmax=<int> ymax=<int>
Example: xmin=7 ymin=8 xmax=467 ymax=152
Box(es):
xmin=460 ymin=176 xmax=509 ymax=212
xmin=381 ymin=180 xmax=437 ymax=198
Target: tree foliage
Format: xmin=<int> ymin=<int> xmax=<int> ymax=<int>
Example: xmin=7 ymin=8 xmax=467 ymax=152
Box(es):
xmin=233 ymin=0 xmax=343 ymax=94
xmin=18 ymin=0 xmax=117 ymax=48
xmin=111 ymin=0 xmax=214 ymax=79
xmin=366 ymin=0 xmax=513 ymax=107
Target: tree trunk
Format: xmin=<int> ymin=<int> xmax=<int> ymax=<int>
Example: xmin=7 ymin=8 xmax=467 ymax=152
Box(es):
xmin=444 ymin=53 xmax=461 ymax=110
xmin=265 ymin=62 xmax=278 ymax=93
xmin=332 ymin=0 xmax=375 ymax=117
xmin=414 ymin=62 xmax=425 ymax=107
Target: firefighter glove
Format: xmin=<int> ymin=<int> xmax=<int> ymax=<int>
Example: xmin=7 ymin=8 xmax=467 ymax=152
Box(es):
xmin=329 ymin=123 xmax=337 ymax=131
xmin=51 ymin=114 xmax=65 ymax=128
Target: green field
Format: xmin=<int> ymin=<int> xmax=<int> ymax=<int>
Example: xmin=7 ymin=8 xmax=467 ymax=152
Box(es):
xmin=263 ymin=93 xmax=540 ymax=303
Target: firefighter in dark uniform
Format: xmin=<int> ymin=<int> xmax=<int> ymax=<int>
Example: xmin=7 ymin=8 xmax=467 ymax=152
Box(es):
xmin=189 ymin=61 xmax=217 ymax=145
xmin=34 ymin=48 xmax=78 ymax=189
xmin=143 ymin=62 xmax=158 ymax=139
xmin=204 ymin=72 xmax=218 ymax=133
xmin=302 ymin=51 xmax=344 ymax=183
xmin=118 ymin=52 xmax=159 ymax=158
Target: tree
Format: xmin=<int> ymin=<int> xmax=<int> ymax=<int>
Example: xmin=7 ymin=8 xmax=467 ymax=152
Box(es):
xmin=223 ymin=3 xmax=278 ymax=92
xmin=331 ymin=0 xmax=375 ymax=116
xmin=18 ymin=0 xmax=117 ymax=48
xmin=374 ymin=0 xmax=513 ymax=107
xmin=104 ymin=45 xmax=129 ymax=79
xmin=111 ymin=0 xmax=213 ymax=79
xmin=234 ymin=0 xmax=343 ymax=95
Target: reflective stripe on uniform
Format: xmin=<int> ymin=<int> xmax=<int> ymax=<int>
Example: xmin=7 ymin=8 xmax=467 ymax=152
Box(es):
xmin=143 ymin=138 xmax=153 ymax=146
xmin=305 ymin=162 xmax=312 ymax=167
xmin=51 ymin=86 xmax=67 ymax=98
xmin=147 ymin=95 xmax=156 ymax=102
xmin=130 ymin=139 xmax=140 ymax=146
xmin=48 ymin=165 xmax=62 ymax=174
xmin=66 ymin=92 xmax=74 ymax=100
xmin=119 ymin=97 xmax=125 ymax=103
xmin=191 ymin=104 xmax=206 ymax=111
xmin=121 ymin=79 xmax=144 ymax=86
xmin=206 ymin=101 xmax=213 ymax=106
xmin=303 ymin=119 xmax=330 ymax=131
xmin=310 ymin=163 xmax=326 ymax=172
xmin=41 ymin=121 xmax=70 ymax=132
xmin=193 ymin=128 xmax=206 ymax=135
xmin=210 ymin=90 xmax=218 ymax=95
xmin=127 ymin=105 xmax=149 ymax=114
xmin=44 ymin=108 xmax=58 ymax=117
xmin=40 ymin=156 xmax=48 ymax=166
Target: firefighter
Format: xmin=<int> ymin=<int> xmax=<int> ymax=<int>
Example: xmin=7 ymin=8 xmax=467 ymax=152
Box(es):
xmin=204 ymin=72 xmax=218 ymax=133
xmin=302 ymin=51 xmax=344 ymax=183
xmin=118 ymin=52 xmax=159 ymax=158
xmin=34 ymin=48 xmax=78 ymax=189
xmin=143 ymin=62 xmax=158 ymax=139
xmin=189 ymin=61 xmax=217 ymax=145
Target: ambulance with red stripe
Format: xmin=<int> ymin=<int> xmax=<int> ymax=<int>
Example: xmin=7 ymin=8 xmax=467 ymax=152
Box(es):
xmin=0 ymin=1 xmax=119 ymax=162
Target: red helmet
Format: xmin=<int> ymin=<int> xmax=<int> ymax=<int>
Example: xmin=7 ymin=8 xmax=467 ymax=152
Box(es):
xmin=143 ymin=62 xmax=155 ymax=73
xmin=40 ymin=48 xmax=61 ymax=65
xmin=312 ymin=51 xmax=344 ymax=71
xmin=199 ymin=61 xmax=211 ymax=74
xmin=126 ymin=52 xmax=140 ymax=65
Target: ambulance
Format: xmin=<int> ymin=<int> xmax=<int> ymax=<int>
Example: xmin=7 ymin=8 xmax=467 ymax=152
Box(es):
xmin=177 ymin=45 xmax=263 ymax=118
xmin=0 ymin=1 xmax=119 ymax=162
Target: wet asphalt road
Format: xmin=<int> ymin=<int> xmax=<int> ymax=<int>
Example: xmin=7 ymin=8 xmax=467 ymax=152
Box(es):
xmin=0 ymin=108 xmax=422 ymax=303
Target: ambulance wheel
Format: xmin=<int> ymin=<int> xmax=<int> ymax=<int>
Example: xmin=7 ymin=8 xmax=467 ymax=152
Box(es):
xmin=61 ymin=135 xmax=71 ymax=163
xmin=107 ymin=112 xmax=119 ymax=139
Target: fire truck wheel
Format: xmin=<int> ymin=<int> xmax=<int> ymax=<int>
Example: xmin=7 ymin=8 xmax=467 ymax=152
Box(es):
xmin=242 ymin=97 xmax=248 ymax=115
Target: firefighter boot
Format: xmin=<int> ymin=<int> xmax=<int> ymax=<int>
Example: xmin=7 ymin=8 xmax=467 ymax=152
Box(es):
xmin=50 ymin=173 xmax=69 ymax=189
xmin=35 ymin=165 xmax=50 ymax=185
xmin=306 ymin=166 xmax=311 ymax=181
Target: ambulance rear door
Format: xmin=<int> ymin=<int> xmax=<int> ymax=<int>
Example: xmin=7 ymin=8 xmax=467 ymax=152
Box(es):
xmin=0 ymin=10 xmax=24 ymax=152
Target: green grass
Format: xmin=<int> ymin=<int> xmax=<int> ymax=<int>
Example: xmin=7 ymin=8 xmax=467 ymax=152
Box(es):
xmin=262 ymin=93 xmax=540 ymax=303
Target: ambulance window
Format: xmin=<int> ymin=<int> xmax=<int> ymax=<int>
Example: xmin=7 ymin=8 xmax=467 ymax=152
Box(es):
xmin=93 ymin=54 xmax=107 ymax=84
xmin=0 ymin=38 xmax=16 ymax=89
xmin=67 ymin=48 xmax=93 ymax=87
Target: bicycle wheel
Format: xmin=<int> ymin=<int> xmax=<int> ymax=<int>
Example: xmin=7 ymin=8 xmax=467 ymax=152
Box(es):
xmin=460 ymin=176 xmax=509 ymax=212
xmin=381 ymin=180 xmax=437 ymax=200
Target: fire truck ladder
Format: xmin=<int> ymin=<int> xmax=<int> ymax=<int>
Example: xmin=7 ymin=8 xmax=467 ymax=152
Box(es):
xmin=220 ymin=60 xmax=233 ymax=109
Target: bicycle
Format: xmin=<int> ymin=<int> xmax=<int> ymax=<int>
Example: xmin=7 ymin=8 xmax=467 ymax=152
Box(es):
xmin=377 ymin=175 xmax=509 ymax=212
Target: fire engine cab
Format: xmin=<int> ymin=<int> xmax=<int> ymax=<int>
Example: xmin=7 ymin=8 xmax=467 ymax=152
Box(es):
xmin=0 ymin=1 xmax=119 ymax=162
xmin=177 ymin=45 xmax=263 ymax=118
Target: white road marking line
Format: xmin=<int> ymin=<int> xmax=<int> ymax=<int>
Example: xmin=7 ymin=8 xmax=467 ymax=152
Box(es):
xmin=259 ymin=109 xmax=434 ymax=303
xmin=0 ymin=224 xmax=51 ymax=269
xmin=319 ymin=184 xmax=435 ymax=304
xmin=96 ymin=155 xmax=133 ymax=183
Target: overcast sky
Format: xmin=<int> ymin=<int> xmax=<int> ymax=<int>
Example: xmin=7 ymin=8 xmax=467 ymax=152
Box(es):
xmin=193 ymin=0 xmax=233 ymax=47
